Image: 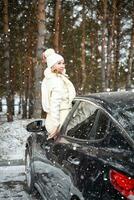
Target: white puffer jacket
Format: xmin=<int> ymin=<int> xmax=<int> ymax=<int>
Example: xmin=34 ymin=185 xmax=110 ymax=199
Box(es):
xmin=41 ymin=68 xmax=76 ymax=133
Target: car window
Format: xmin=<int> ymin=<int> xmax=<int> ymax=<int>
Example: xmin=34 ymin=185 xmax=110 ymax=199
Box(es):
xmin=106 ymin=122 xmax=131 ymax=150
xmin=94 ymin=110 xmax=110 ymax=140
xmin=65 ymin=101 xmax=98 ymax=140
xmin=115 ymin=107 xmax=134 ymax=140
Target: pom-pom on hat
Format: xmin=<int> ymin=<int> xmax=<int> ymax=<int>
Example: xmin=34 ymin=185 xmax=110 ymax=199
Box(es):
xmin=44 ymin=48 xmax=64 ymax=68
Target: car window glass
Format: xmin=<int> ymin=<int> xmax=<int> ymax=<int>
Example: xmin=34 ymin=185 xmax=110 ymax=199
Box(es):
xmin=94 ymin=111 xmax=109 ymax=140
xmin=117 ymin=108 xmax=134 ymax=140
xmin=107 ymin=122 xmax=131 ymax=150
xmin=65 ymin=101 xmax=98 ymax=140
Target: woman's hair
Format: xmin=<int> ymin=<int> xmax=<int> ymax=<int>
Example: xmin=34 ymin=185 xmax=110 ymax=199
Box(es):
xmin=51 ymin=67 xmax=62 ymax=74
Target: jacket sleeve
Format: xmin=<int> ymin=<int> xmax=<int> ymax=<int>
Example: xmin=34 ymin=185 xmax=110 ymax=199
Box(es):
xmin=41 ymin=80 xmax=50 ymax=113
xmin=49 ymin=85 xmax=62 ymax=128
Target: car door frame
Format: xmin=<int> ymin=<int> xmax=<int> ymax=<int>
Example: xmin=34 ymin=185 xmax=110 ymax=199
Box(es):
xmin=60 ymin=97 xmax=101 ymax=140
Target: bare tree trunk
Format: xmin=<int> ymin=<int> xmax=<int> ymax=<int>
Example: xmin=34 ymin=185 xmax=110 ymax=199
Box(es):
xmin=18 ymin=64 xmax=23 ymax=115
xmin=24 ymin=67 xmax=29 ymax=118
xmin=53 ymin=0 xmax=62 ymax=52
xmin=3 ymin=0 xmax=13 ymax=122
xmin=113 ymin=2 xmax=121 ymax=91
xmin=22 ymin=97 xmax=27 ymax=119
xmin=22 ymin=66 xmax=28 ymax=119
xmin=28 ymin=60 xmax=34 ymax=118
xmin=106 ymin=0 xmax=116 ymax=90
xmin=0 ymin=98 xmax=2 ymax=112
xmin=126 ymin=7 xmax=134 ymax=90
xmin=10 ymin=66 xmax=15 ymax=116
xmin=101 ymin=0 xmax=107 ymax=91
xmin=90 ymin=10 xmax=97 ymax=93
xmin=106 ymin=30 xmax=111 ymax=90
xmin=81 ymin=0 xmax=86 ymax=94
xmin=33 ymin=0 xmax=46 ymax=118
xmin=114 ymin=26 xmax=120 ymax=91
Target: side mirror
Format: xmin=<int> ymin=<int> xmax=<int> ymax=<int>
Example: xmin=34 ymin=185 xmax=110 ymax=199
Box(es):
xmin=26 ymin=120 xmax=45 ymax=132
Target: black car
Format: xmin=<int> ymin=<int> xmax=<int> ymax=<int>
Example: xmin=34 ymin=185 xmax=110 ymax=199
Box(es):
xmin=25 ymin=91 xmax=134 ymax=200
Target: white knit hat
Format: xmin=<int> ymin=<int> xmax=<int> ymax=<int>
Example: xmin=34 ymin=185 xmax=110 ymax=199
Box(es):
xmin=44 ymin=48 xmax=64 ymax=68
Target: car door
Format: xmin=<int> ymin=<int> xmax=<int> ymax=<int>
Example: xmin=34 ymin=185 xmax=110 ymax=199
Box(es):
xmin=51 ymin=100 xmax=108 ymax=200
xmin=91 ymin=110 xmax=134 ymax=199
xmin=33 ymin=130 xmax=74 ymax=200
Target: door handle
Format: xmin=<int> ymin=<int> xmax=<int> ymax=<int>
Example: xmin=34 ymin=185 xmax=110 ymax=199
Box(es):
xmin=67 ymin=156 xmax=80 ymax=165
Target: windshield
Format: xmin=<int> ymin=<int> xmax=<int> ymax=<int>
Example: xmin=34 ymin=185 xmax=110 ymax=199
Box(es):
xmin=113 ymin=106 xmax=134 ymax=140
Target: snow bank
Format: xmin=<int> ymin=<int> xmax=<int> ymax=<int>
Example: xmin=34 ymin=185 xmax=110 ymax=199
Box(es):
xmin=0 ymin=119 xmax=33 ymax=162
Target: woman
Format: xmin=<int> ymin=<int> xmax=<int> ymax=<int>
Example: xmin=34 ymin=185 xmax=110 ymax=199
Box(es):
xmin=41 ymin=48 xmax=76 ymax=139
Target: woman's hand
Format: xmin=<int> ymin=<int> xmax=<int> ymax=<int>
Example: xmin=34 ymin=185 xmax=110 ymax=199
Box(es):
xmin=47 ymin=125 xmax=60 ymax=140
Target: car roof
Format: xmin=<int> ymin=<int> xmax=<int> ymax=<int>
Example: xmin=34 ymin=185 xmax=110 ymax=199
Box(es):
xmin=76 ymin=91 xmax=134 ymax=112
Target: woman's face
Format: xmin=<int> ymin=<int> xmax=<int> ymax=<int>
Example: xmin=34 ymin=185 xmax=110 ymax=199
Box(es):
xmin=52 ymin=60 xmax=65 ymax=74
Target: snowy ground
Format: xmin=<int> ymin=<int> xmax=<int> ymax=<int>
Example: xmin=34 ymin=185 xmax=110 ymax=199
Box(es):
xmin=0 ymin=165 xmax=30 ymax=200
xmin=0 ymin=119 xmax=40 ymax=200
xmin=0 ymin=119 xmax=33 ymax=162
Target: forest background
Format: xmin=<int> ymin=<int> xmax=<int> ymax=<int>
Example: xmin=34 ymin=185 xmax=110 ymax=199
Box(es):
xmin=0 ymin=0 xmax=134 ymax=122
